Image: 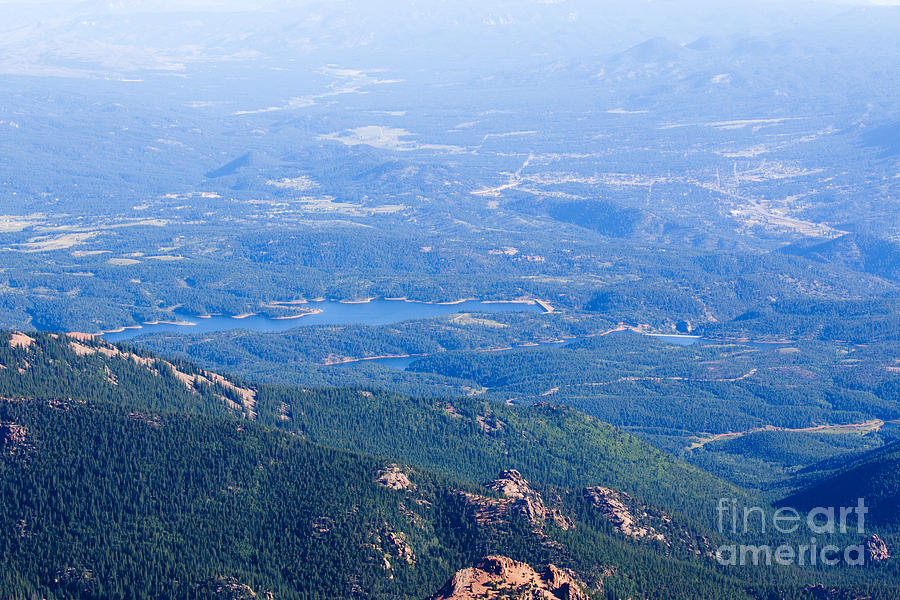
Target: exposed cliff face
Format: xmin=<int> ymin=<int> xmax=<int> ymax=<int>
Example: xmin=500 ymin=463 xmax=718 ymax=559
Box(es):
xmin=460 ymin=470 xmax=573 ymax=535
xmin=430 ymin=556 xmax=587 ymax=600
xmin=583 ymin=486 xmax=665 ymax=542
xmin=583 ymin=486 xmax=713 ymax=557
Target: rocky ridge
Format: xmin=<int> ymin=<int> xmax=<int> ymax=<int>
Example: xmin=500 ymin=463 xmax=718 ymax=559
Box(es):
xmin=583 ymin=486 xmax=665 ymax=542
xmin=430 ymin=556 xmax=587 ymax=600
xmin=461 ymin=470 xmax=573 ymax=535
xmin=583 ymin=486 xmax=714 ymax=557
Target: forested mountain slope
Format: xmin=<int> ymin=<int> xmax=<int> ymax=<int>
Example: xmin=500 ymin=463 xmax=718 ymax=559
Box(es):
xmin=780 ymin=442 xmax=900 ymax=531
xmin=0 ymin=330 xmax=749 ymax=525
xmin=0 ymin=332 xmax=756 ymax=599
xmin=2 ymin=396 xmax=807 ymax=600
xmin=2 ymin=330 xmax=898 ymax=599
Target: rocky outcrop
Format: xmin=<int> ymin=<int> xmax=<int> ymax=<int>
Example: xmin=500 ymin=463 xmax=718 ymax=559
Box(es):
xmin=583 ymin=487 xmax=665 ymax=543
xmin=196 ymin=576 xmax=273 ymax=599
xmin=486 ymin=470 xmax=549 ymax=524
xmin=436 ymin=402 xmax=505 ymax=432
xmin=368 ymin=524 xmax=417 ymax=577
xmin=0 ymin=422 xmax=27 ymax=454
xmin=127 ymin=412 xmax=162 ymax=427
xmin=438 ymin=402 xmax=464 ymax=418
xmin=461 ymin=470 xmax=573 ymax=534
xmin=486 ymin=470 xmax=536 ymax=500
xmin=490 ymin=470 xmax=573 ymax=530
xmin=385 ymin=529 xmax=416 ymax=566
xmin=866 ymin=534 xmax=890 ymax=562
xmin=376 ymin=464 xmax=415 ymax=491
xmin=475 ymin=413 xmax=505 ymax=433
xmin=430 ymin=556 xmax=587 ymax=600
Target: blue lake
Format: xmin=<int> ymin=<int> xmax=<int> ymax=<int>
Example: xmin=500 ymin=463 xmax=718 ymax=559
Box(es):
xmin=102 ymin=299 xmax=546 ymax=342
xmin=644 ymin=334 xmax=702 ymax=346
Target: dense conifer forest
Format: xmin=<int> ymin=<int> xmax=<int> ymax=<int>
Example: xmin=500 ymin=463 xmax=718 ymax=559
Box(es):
xmin=1 ymin=332 xmax=898 ymax=599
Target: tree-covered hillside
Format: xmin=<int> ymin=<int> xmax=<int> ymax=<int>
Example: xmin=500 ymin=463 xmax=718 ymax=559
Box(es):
xmin=0 ymin=330 xmax=750 ymax=525
xmin=1 ymin=330 xmax=898 ymax=599
xmin=780 ymin=443 xmax=900 ymax=531
xmin=0 ymin=398 xmax=473 ymax=599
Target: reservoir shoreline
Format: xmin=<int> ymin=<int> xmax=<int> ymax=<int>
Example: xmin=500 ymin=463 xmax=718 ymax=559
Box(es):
xmin=99 ymin=297 xmax=550 ymax=342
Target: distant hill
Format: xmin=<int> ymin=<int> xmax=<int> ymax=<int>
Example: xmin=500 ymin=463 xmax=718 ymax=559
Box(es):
xmin=780 ymin=442 xmax=900 ymax=529
xmin=205 ymin=152 xmax=255 ymax=178
xmin=861 ymin=121 xmax=900 ymax=158
xmin=780 ymin=233 xmax=900 ymax=283
xmin=614 ymin=37 xmax=692 ymax=65
xmin=546 ymin=199 xmax=648 ymax=238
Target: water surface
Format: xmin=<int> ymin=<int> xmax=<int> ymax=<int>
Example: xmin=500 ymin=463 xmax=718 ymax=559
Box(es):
xmin=102 ymin=299 xmax=544 ymax=342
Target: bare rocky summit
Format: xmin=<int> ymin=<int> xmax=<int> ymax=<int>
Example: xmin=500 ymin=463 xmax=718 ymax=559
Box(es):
xmin=430 ymin=556 xmax=587 ymax=600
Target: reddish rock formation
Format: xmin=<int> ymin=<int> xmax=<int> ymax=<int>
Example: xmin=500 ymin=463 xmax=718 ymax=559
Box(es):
xmin=431 ymin=556 xmax=587 ymax=600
